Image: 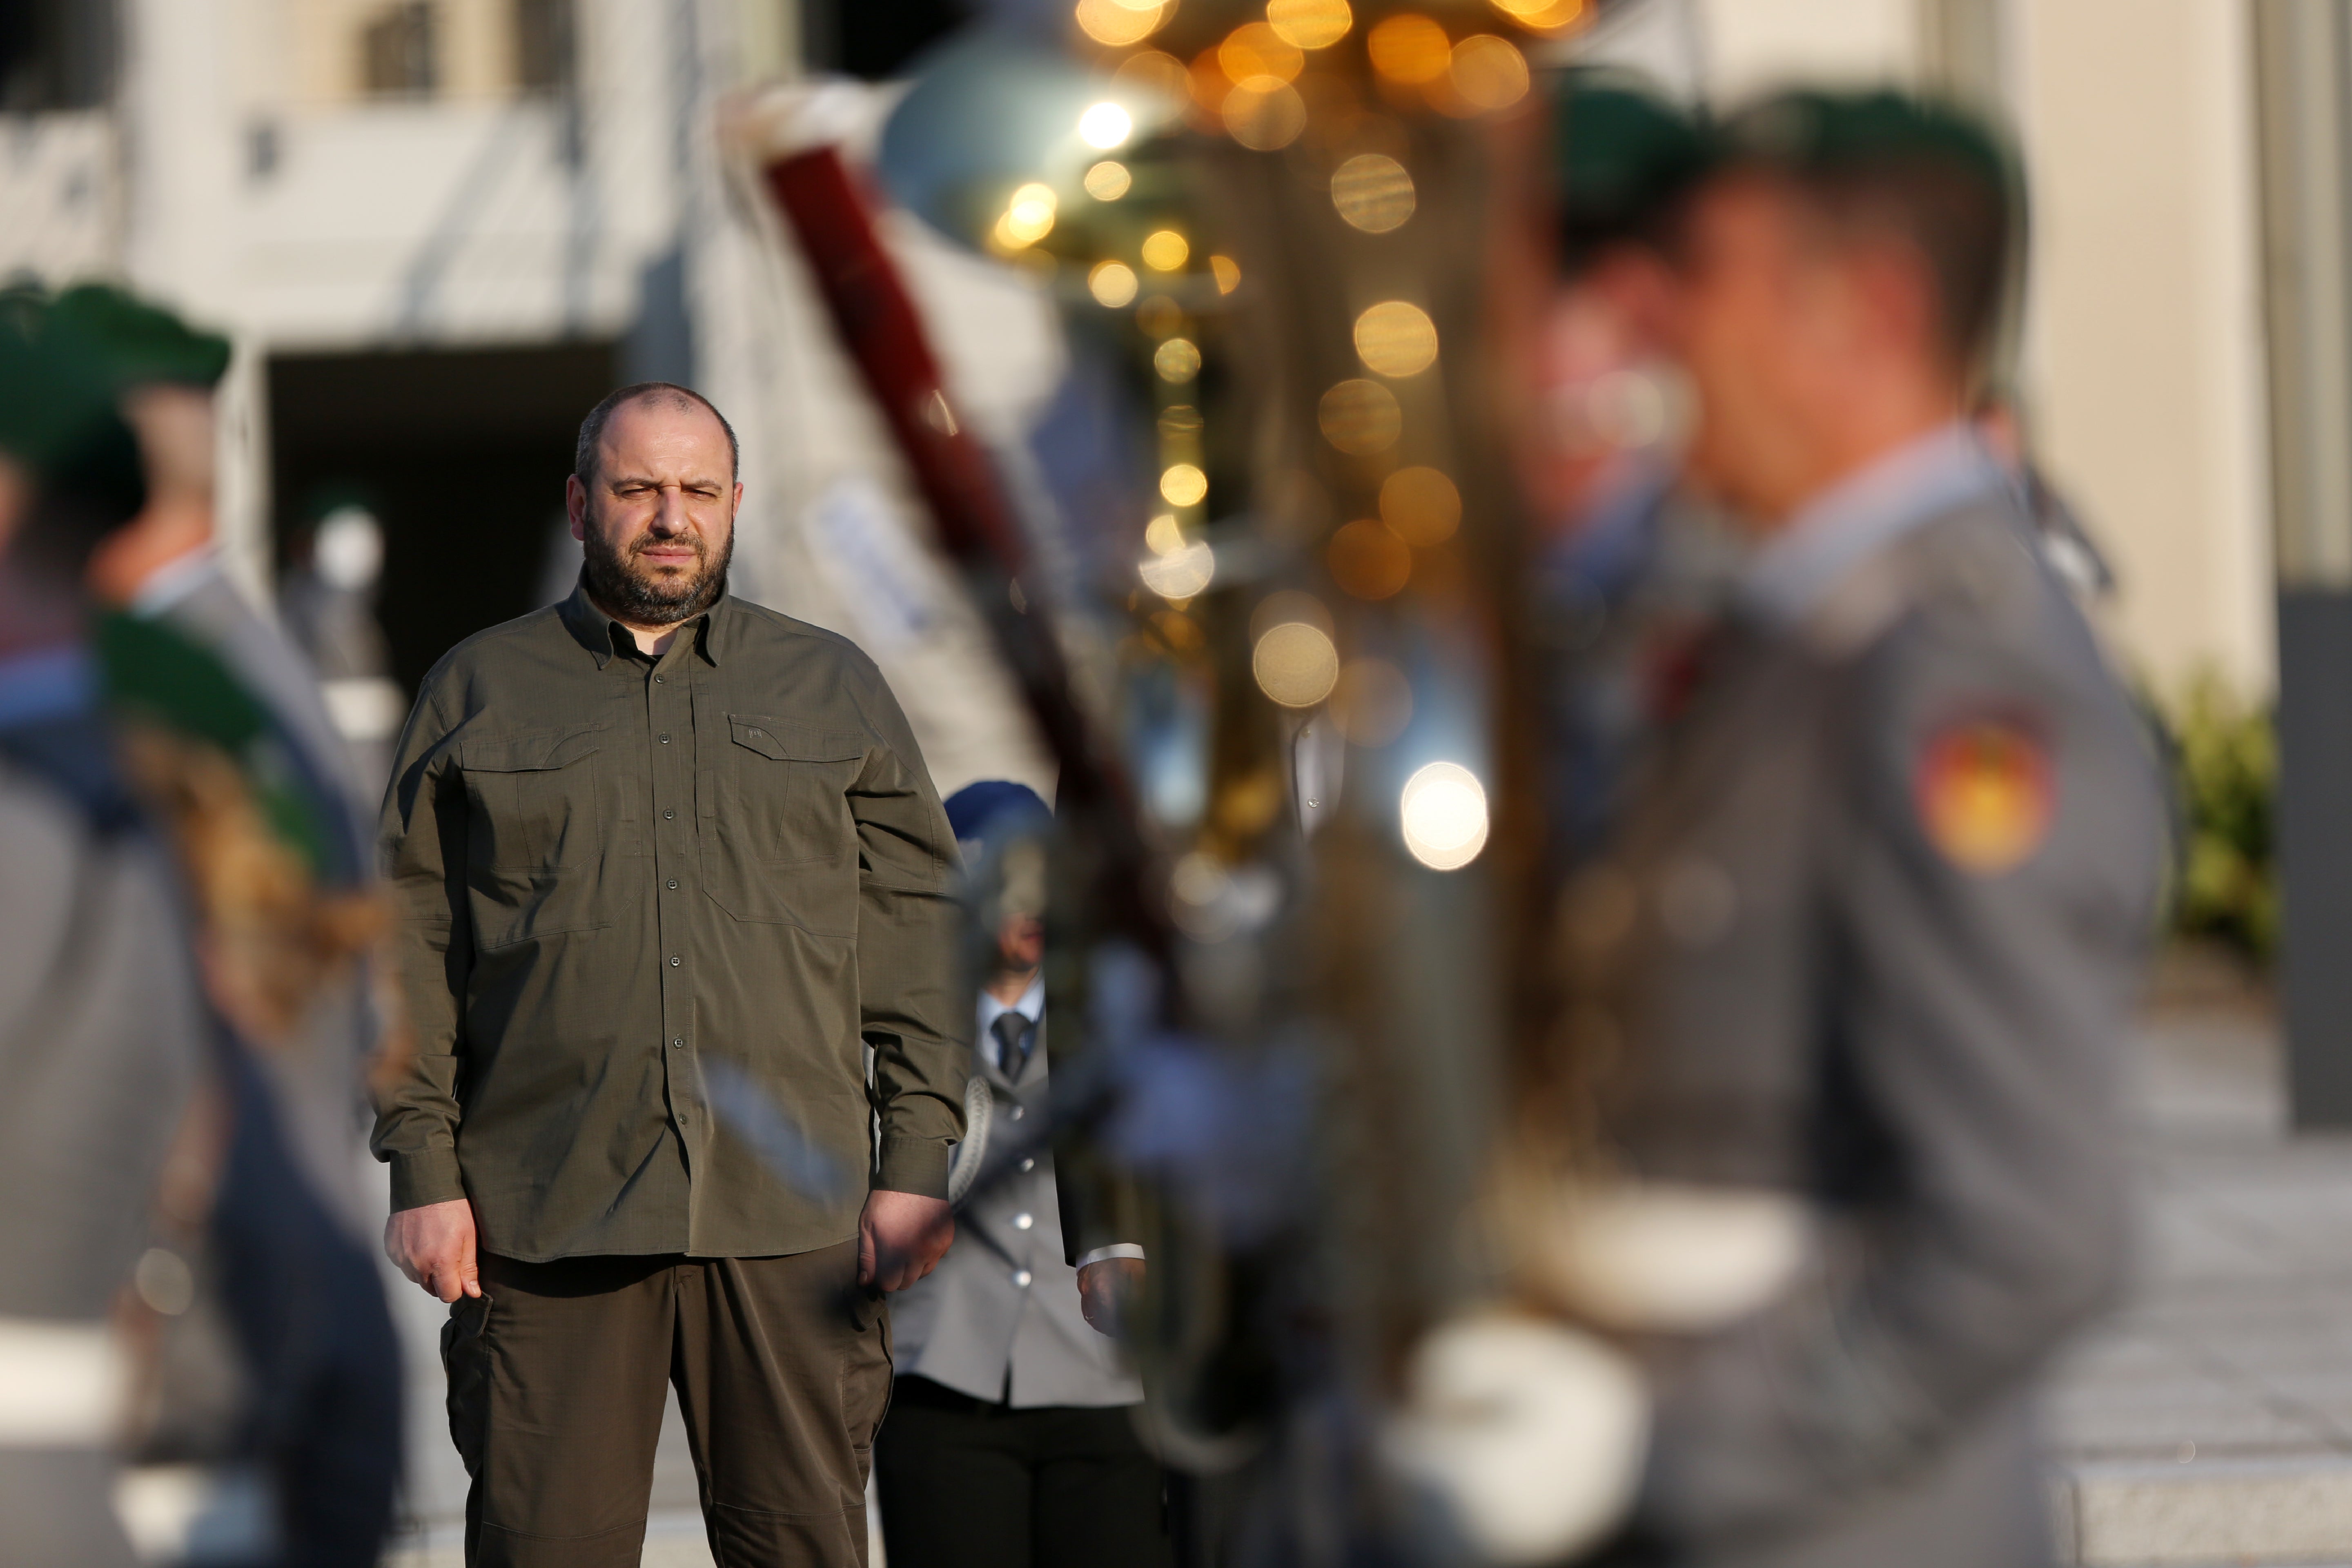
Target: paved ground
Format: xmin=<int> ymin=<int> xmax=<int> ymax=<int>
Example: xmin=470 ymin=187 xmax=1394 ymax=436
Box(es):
xmin=2048 ymin=981 xmax=2352 ymax=1568
xmin=378 ymin=960 xmax=2352 ymax=1568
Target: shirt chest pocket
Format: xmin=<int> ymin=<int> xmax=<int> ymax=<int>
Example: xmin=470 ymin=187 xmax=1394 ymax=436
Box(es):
xmin=715 ymin=715 xmax=864 ymax=866
xmin=462 ymin=725 xmax=608 ymax=873
xmin=701 ymin=715 xmax=864 ymax=934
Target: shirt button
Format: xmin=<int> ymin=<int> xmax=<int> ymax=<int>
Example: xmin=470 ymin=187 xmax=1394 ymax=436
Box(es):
xmin=654 ymin=674 xmax=665 ymax=683
xmin=1013 ymin=1270 xmax=1033 ymax=1289
xmin=1009 ymin=1105 xmax=1025 ymax=1122
xmin=664 ymin=809 xmax=676 ymax=820
xmin=1019 ymin=1157 xmax=1035 ymax=1174
xmin=672 ymin=1038 xmax=684 ymax=1048
xmin=1014 ymin=1212 xmax=1034 ymax=1231
xmin=659 ymin=733 xmax=671 ymax=744
xmin=670 ymin=955 xmax=682 ymax=967
xmin=667 ymin=880 xmax=678 ymax=890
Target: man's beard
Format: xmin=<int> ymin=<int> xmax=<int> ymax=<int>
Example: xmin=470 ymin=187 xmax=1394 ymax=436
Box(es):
xmin=581 ymin=522 xmax=733 ymax=626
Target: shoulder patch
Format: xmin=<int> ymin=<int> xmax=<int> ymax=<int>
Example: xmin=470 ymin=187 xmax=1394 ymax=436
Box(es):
xmin=1913 ymin=716 xmax=2054 ymax=875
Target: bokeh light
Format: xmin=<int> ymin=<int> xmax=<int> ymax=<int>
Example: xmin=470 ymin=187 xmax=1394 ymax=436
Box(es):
xmin=1368 ymin=13 xmax=1452 ymax=85
xmin=1075 ymin=0 xmax=1168 ymax=46
xmin=1139 ymin=541 xmax=1216 ymax=599
xmin=1400 ymin=761 xmax=1489 ymax=869
xmin=1155 ymin=337 xmax=1203 ymax=382
xmin=1079 ymin=101 xmax=1134 ymax=148
xmin=1084 ymin=160 xmax=1133 ymax=200
xmin=1331 ymin=153 xmax=1416 ymax=232
xmin=1144 ymin=512 xmax=1185 ymax=555
xmin=1220 ymin=22 xmax=1305 ymax=84
xmin=1489 ymin=0 xmax=1587 ymax=31
xmin=1001 ymin=183 xmax=1058 ymax=246
xmin=1142 ymin=229 xmax=1191 ymax=271
xmin=1253 ymin=621 xmax=1343 ymax=708
xmin=1089 ymin=260 xmax=1140 ymax=307
xmin=1210 ymin=255 xmax=1242 ymax=293
xmin=1137 ymin=294 xmax=1184 ymax=336
xmin=1268 ymin=0 xmax=1354 ymax=49
xmin=1327 ymin=519 xmax=1412 ymax=599
xmin=1450 ymin=36 xmax=1530 ymax=111
xmin=1113 ymin=48 xmax=1192 ymax=99
xmin=1379 ymin=466 xmax=1462 ymax=544
xmin=1317 ymin=378 xmax=1403 ymax=454
xmin=1223 ymin=79 xmax=1309 ymax=150
xmin=1161 ymin=462 xmax=1209 ymax=507
xmin=1333 ymin=657 xmax=1414 ymax=746
xmin=1354 ymin=300 xmax=1439 ymax=378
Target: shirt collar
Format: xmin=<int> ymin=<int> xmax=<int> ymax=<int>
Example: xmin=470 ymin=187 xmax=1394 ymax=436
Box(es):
xmin=1739 ymin=421 xmax=2012 ymax=628
xmin=557 ymin=576 xmax=730 ymax=669
xmin=0 ymin=642 xmax=99 ymax=731
xmin=976 ymin=973 xmax=1046 ymax=1039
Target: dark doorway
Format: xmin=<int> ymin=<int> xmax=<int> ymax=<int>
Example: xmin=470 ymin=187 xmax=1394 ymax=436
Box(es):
xmin=268 ymin=342 xmax=617 ymax=695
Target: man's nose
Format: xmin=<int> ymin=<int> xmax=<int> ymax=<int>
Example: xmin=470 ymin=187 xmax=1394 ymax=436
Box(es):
xmin=649 ymin=486 xmax=693 ymax=534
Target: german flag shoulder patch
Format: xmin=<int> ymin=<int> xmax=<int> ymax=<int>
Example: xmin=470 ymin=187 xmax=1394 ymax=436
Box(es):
xmin=1913 ymin=716 xmax=2055 ymax=875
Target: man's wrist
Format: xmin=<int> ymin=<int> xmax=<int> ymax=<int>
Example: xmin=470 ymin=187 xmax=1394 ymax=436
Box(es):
xmin=387 ymin=1147 xmax=467 ymax=1212
xmin=1076 ymin=1244 xmax=1146 ymax=1270
xmin=874 ymin=1137 xmax=952 ymax=1200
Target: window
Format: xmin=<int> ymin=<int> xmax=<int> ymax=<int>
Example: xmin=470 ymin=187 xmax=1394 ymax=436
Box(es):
xmin=513 ymin=0 xmax=573 ymax=95
xmin=361 ymin=2 xmax=437 ymax=99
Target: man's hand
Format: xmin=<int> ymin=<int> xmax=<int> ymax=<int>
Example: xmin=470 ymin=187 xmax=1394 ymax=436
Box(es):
xmin=859 ymin=1189 xmax=953 ymax=1291
xmin=1077 ymin=1257 xmax=1145 ymax=1337
xmin=384 ymin=1198 xmax=481 ymax=1303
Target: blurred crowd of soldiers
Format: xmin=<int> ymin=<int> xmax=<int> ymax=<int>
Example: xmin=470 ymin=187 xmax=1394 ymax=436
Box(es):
xmin=0 ymin=44 xmax=2160 ymax=1568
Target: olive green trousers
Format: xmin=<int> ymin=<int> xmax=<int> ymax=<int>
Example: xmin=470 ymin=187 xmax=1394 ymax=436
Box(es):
xmin=443 ymin=1241 xmax=891 ymax=1568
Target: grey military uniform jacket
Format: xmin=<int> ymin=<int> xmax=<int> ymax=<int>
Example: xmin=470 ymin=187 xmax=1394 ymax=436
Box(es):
xmin=1575 ymin=486 xmax=2163 ymax=1568
xmin=889 ymin=987 xmax=1142 ymax=1408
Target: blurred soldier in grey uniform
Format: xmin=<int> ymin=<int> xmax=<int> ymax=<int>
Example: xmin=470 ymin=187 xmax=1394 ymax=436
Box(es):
xmin=875 ymin=781 xmax=1170 ymax=1568
xmin=1572 ymin=93 xmax=2165 ymax=1567
xmin=0 ymin=298 xmax=201 ymax=1568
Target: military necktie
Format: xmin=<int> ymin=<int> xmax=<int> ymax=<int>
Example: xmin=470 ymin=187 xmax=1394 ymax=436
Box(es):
xmin=991 ymin=1011 xmax=1035 ymax=1081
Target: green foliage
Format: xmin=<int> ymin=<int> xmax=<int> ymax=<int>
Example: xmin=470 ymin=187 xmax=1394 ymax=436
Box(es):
xmin=2158 ymin=672 xmax=2276 ymax=963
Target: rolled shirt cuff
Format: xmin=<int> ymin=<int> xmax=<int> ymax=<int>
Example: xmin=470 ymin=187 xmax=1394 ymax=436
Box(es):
xmin=1076 ymin=1244 xmax=1147 ymax=1269
xmin=387 ymin=1146 xmax=467 ymax=1212
xmin=875 ymin=1136 xmax=953 ymax=1200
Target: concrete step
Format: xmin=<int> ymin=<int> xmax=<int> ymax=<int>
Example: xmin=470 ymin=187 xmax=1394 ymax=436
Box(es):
xmin=2056 ymin=1456 xmax=2352 ymax=1567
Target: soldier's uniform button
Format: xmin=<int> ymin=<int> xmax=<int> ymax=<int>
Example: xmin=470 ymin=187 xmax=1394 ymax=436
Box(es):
xmin=1014 ymin=1212 xmax=1034 ymax=1230
xmin=1013 ymin=1270 xmax=1033 ymax=1289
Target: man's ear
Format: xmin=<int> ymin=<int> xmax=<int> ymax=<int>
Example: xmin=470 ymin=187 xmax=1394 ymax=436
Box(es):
xmin=0 ymin=456 xmax=27 ymax=559
xmin=566 ymin=473 xmax=587 ymax=543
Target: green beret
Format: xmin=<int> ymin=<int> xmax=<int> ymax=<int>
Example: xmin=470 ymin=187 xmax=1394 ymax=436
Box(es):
xmin=1711 ymin=89 xmax=2021 ymax=225
xmin=46 ymin=282 xmax=232 ymax=391
xmin=1549 ymin=69 xmax=1708 ymax=267
xmin=0 ymin=308 xmax=147 ymax=521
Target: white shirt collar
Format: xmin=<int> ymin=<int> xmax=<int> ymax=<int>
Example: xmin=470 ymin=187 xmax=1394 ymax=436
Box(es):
xmin=1740 ymin=421 xmax=2012 ymax=627
xmin=975 ymin=972 xmax=1045 ymax=1040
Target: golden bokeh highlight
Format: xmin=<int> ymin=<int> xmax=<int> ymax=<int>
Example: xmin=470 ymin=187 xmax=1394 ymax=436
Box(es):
xmin=1160 ymin=462 xmax=1209 ymax=507
xmin=1078 ymin=101 xmax=1134 ymax=148
xmin=1268 ymin=0 xmax=1353 ymax=49
xmin=1449 ymin=35 xmax=1530 ymax=111
xmin=1145 ymin=512 xmax=1185 ymax=555
xmin=1210 ymin=254 xmax=1242 ymax=293
xmin=1223 ymin=79 xmax=1309 ymax=149
xmin=1252 ymin=621 xmax=1343 ymax=708
xmin=1368 ymin=13 xmax=1452 ymax=85
xmin=1489 ymin=0 xmax=1586 ymax=31
xmin=1401 ymin=761 xmax=1489 ymax=869
xmin=1379 ymin=466 xmax=1462 ymax=545
xmin=1000 ymin=183 xmax=1057 ymax=246
xmin=1088 ymin=260 xmax=1140 ymax=307
xmin=1139 ymin=541 xmax=1215 ymax=600
xmin=1318 ymin=378 xmax=1403 ymax=454
xmin=1136 ymin=294 xmax=1184 ymax=336
xmin=1332 ymin=657 xmax=1413 ymax=746
xmin=1354 ymin=300 xmax=1439 ymax=378
xmin=1141 ymin=229 xmax=1191 ymax=271
xmin=1331 ymin=153 xmax=1416 ymax=232
xmin=1084 ymin=160 xmax=1133 ymax=200
xmin=1075 ymin=0 xmax=1167 ymax=47
xmin=1327 ymin=519 xmax=1412 ymax=599
xmin=1112 ymin=48 xmax=1192 ymax=100
xmin=1219 ymin=22 xmax=1305 ymax=84
xmin=1154 ymin=337 xmax=1203 ymax=382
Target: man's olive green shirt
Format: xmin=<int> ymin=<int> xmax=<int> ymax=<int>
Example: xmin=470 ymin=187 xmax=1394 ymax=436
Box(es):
xmin=371 ymin=585 xmax=967 ymax=1262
